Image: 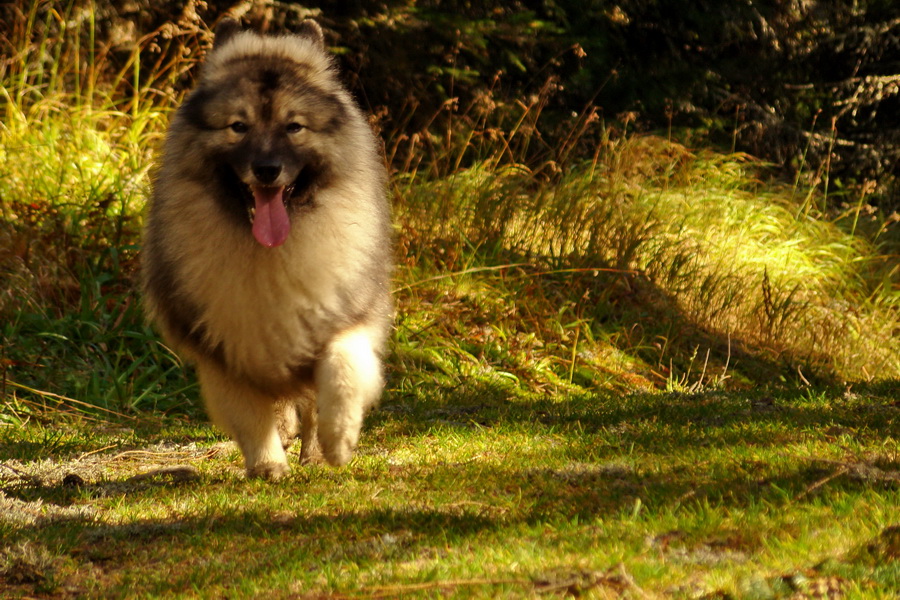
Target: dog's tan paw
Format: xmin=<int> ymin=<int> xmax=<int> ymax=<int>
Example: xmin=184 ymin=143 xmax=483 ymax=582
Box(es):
xmin=320 ymin=437 xmax=356 ymax=467
xmin=246 ymin=462 xmax=290 ymax=480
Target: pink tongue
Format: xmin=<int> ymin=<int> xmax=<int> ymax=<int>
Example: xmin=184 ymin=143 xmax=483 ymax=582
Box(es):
xmin=251 ymin=186 xmax=290 ymax=247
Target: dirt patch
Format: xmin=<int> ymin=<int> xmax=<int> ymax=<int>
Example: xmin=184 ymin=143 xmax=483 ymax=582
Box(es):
xmin=0 ymin=441 xmax=229 ymax=527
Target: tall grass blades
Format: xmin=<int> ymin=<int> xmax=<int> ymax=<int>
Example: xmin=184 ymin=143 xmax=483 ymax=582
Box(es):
xmin=0 ymin=2 xmax=196 ymax=415
xmin=3 ymin=1 xmax=899 ymax=419
xmin=396 ymin=129 xmax=900 ymax=385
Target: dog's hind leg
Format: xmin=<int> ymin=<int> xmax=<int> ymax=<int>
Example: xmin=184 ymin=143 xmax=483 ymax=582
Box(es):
xmin=275 ymin=397 xmax=300 ymax=449
xmin=196 ymin=362 xmax=289 ymax=479
xmin=297 ymin=390 xmax=324 ymax=464
xmin=314 ymin=325 xmax=384 ymax=466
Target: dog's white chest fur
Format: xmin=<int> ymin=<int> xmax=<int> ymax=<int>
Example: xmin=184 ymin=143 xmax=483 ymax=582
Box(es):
xmin=174 ymin=187 xmax=376 ymax=383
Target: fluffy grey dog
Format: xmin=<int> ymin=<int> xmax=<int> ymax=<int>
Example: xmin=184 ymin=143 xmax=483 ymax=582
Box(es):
xmin=142 ymin=19 xmax=393 ymax=479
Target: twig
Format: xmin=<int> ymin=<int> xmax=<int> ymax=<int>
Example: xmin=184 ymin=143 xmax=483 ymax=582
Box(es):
xmin=106 ymin=444 xmax=227 ymax=463
xmin=360 ymin=578 xmax=529 ymax=598
xmin=395 ymin=263 xmax=530 ymax=291
xmin=0 ymin=463 xmax=28 ymax=478
xmin=793 ymin=455 xmax=900 ymax=501
xmin=395 ymin=264 xmax=638 ymax=291
xmin=77 ymin=444 xmax=120 ymax=461
xmin=3 ymin=378 xmax=136 ymax=420
xmin=795 ymin=465 xmax=850 ymax=501
xmin=616 ymin=563 xmax=652 ymax=599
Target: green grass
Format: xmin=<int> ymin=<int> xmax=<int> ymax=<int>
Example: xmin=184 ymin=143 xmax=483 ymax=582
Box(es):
xmin=1 ymin=3 xmax=899 ymax=598
xmin=0 ymin=385 xmax=898 ymax=598
xmin=395 ymin=137 xmax=900 ymax=388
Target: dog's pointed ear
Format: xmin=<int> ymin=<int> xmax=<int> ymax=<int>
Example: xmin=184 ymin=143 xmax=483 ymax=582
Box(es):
xmin=213 ymin=18 xmax=242 ymax=49
xmin=296 ymin=19 xmax=325 ymax=49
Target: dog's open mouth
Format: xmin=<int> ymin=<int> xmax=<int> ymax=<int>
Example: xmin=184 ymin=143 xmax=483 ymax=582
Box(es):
xmin=236 ymin=167 xmax=317 ymax=248
xmin=247 ymin=185 xmax=291 ymax=247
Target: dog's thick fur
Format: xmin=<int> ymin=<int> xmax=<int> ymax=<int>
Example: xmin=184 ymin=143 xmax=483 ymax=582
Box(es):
xmin=141 ymin=19 xmax=393 ymax=478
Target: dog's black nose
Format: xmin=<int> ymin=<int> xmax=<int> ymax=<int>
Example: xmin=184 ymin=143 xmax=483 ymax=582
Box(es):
xmin=252 ymin=162 xmax=282 ymax=185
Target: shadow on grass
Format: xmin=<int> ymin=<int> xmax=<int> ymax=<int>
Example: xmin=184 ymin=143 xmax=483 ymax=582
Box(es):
xmin=6 ymin=448 xmax=895 ymax=596
xmin=1 ymin=377 xmax=896 ymax=596
xmin=378 ymin=378 xmax=899 ymax=445
xmin=1 ymin=416 xmax=896 ymax=597
xmin=10 ymin=379 xmax=897 ymax=524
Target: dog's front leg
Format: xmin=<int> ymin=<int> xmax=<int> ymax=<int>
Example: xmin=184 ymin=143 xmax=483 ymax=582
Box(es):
xmin=314 ymin=325 xmax=384 ymax=466
xmin=196 ymin=362 xmax=289 ymax=479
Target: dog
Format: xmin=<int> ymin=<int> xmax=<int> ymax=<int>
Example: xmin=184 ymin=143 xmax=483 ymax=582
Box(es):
xmin=141 ymin=18 xmax=393 ymax=479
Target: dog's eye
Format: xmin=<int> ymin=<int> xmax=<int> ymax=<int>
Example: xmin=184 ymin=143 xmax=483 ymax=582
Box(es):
xmin=285 ymin=122 xmax=305 ymax=134
xmin=230 ymin=121 xmax=248 ymax=133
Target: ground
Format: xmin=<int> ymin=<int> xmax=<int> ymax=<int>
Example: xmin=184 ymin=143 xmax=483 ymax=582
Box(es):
xmin=1 ymin=385 xmax=897 ymax=598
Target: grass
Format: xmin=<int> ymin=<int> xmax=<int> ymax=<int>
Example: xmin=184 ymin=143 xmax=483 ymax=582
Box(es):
xmin=1 ymin=2 xmax=899 ymax=598
xmin=0 ymin=2 xmax=189 ymax=417
xmin=395 ymin=137 xmax=900 ymax=389
xmin=0 ymin=386 xmax=898 ymax=598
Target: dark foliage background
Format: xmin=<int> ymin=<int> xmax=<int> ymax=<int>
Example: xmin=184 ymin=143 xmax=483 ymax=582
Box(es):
xmin=6 ymin=0 xmax=900 ymax=206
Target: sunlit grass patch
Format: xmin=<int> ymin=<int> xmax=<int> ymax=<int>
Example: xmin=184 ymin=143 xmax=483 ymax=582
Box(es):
xmin=0 ymin=78 xmax=166 ymax=313
xmin=396 ymin=134 xmax=900 ymax=386
xmin=0 ymin=3 xmax=193 ymax=416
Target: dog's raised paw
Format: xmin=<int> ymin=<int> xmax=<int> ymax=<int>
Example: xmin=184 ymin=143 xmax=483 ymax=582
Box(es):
xmin=321 ymin=438 xmax=356 ymax=467
xmin=247 ymin=462 xmax=290 ymax=480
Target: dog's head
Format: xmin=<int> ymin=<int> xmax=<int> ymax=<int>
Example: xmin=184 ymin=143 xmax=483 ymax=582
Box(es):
xmin=175 ymin=19 xmax=350 ymax=247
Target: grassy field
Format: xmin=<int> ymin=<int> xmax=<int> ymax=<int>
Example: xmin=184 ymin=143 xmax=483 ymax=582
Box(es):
xmin=1 ymin=3 xmax=898 ymax=598
xmin=1 ymin=385 xmax=898 ymax=598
